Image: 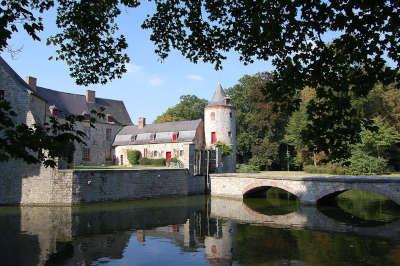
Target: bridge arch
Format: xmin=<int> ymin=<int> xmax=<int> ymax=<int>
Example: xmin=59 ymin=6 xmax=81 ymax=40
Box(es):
xmin=242 ymin=181 xmax=300 ymax=199
xmin=315 ymin=184 xmax=400 ymax=206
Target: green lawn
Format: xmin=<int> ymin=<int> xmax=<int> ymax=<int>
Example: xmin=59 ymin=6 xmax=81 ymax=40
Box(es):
xmin=72 ymin=165 xmax=168 ymax=170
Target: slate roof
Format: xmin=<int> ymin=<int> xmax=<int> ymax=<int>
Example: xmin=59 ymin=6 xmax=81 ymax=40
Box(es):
xmin=208 ymin=83 xmax=230 ymax=106
xmin=35 ymin=86 xmax=132 ymax=125
xmin=113 ymin=119 xmax=202 ymax=146
xmin=0 ymin=56 xmax=132 ymax=125
xmin=0 ymin=57 xmax=45 ymax=101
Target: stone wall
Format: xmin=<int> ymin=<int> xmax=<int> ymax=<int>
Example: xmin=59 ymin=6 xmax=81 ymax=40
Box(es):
xmin=73 ymin=122 xmax=122 ymax=166
xmin=68 ymin=169 xmax=205 ymax=204
xmin=0 ymin=168 xmax=205 ymax=205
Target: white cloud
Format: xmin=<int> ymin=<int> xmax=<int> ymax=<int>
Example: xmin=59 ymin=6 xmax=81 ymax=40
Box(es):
xmin=126 ymin=62 xmax=143 ymax=74
xmin=185 ymin=74 xmax=204 ymax=81
xmin=148 ymin=76 xmax=163 ymax=86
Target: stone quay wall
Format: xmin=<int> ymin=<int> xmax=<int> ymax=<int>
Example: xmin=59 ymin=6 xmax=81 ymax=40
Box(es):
xmin=0 ymin=168 xmax=205 ymax=205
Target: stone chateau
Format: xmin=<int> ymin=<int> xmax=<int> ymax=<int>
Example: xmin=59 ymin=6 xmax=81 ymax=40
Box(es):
xmin=0 ymin=57 xmax=236 ymax=205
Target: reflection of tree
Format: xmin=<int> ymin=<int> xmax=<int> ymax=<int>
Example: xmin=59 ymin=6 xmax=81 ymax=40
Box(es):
xmin=293 ymin=230 xmax=398 ymax=266
xmin=236 ymin=225 xmax=300 ymax=265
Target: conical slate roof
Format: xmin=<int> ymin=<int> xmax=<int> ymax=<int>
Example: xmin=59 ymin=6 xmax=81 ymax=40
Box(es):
xmin=208 ymin=83 xmax=230 ymax=106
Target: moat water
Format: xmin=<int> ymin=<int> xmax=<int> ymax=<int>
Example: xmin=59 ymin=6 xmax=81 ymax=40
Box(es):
xmin=1 ymin=189 xmax=400 ymax=266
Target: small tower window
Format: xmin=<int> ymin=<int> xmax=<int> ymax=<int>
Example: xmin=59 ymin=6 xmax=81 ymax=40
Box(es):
xmin=211 ymin=132 xmax=217 ymax=144
xmin=211 ymin=112 xmax=216 ymax=121
xmin=172 ymin=132 xmax=178 ymax=141
xmin=225 ymin=98 xmax=231 ymax=105
xmin=229 ymin=112 xmax=232 ymax=118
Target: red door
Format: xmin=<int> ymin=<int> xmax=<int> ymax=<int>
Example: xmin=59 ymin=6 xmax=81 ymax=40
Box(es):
xmin=211 ymin=132 xmax=217 ymax=144
xmin=166 ymin=151 xmax=172 ymax=160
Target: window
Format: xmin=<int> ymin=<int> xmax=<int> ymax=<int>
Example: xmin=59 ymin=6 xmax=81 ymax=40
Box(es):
xmin=107 ymin=114 xmax=114 ymax=123
xmin=144 ymin=148 xmax=148 ymax=158
xmin=120 ymin=154 xmax=124 ymax=165
xmin=211 ymin=112 xmax=216 ymax=121
xmin=211 ymin=132 xmax=217 ymax=144
xmin=82 ymin=148 xmax=90 ymax=161
xmin=229 ymin=112 xmax=232 ymax=118
xmin=0 ymin=90 xmax=5 ymax=101
xmin=228 ymin=131 xmax=232 ymax=137
xmin=153 ymin=151 xmax=158 ymax=157
xmin=179 ymin=150 xmax=184 ymax=157
xmin=106 ymin=128 xmax=112 ymax=141
xmin=225 ymin=98 xmax=231 ymax=105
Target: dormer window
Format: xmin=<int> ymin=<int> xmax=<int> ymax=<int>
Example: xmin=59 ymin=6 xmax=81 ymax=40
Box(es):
xmin=172 ymin=132 xmax=179 ymax=141
xmin=106 ymin=114 xmax=114 ymax=123
xmin=131 ymin=135 xmax=137 ymax=142
xmin=82 ymin=111 xmax=90 ymax=121
xmin=225 ymin=98 xmax=231 ymax=105
xmin=49 ymin=105 xmax=59 ymax=117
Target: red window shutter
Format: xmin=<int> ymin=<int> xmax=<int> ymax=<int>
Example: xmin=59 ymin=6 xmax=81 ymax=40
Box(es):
xmin=172 ymin=134 xmax=177 ymax=141
xmin=166 ymin=151 xmax=172 ymax=160
xmin=211 ymin=132 xmax=217 ymax=144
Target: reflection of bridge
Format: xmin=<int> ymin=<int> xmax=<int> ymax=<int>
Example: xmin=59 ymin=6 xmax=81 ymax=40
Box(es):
xmin=210 ymin=173 xmax=400 ymax=205
xmin=210 ymin=197 xmax=400 ymax=241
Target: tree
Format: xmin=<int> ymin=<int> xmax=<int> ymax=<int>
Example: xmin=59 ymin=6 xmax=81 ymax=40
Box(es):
xmin=349 ymin=118 xmax=400 ymax=175
xmin=2 ymin=1 xmax=399 ymax=166
xmin=127 ymin=150 xmax=141 ymax=165
xmin=154 ymin=95 xmax=207 ymax=123
xmin=227 ymin=72 xmax=295 ymax=170
xmin=143 ymin=1 xmax=399 ymax=161
xmin=284 ymin=88 xmax=316 ymax=167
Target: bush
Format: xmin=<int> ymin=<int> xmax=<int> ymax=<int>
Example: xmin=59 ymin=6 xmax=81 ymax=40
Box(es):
xmin=139 ymin=158 xmax=166 ymax=166
xmin=127 ymin=150 xmax=142 ymax=165
xmin=168 ymin=157 xmax=184 ymax=168
xmin=236 ymin=164 xmax=259 ymax=173
xmin=348 ymin=150 xmax=388 ymax=175
xmin=304 ymin=163 xmax=349 ymax=175
xmin=248 ymin=155 xmax=272 ymax=171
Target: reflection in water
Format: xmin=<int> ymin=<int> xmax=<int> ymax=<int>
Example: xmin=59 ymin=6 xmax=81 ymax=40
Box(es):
xmin=0 ymin=194 xmax=400 ymax=266
xmin=244 ymin=187 xmax=300 ymax=215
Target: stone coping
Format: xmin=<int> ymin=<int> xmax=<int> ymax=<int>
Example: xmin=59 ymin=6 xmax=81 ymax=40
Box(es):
xmin=59 ymin=168 xmax=188 ymax=173
xmin=210 ymin=173 xmax=400 ymax=183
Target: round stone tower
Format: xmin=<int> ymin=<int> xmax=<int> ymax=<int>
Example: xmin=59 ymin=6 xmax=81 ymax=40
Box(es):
xmin=204 ymin=84 xmax=236 ymax=173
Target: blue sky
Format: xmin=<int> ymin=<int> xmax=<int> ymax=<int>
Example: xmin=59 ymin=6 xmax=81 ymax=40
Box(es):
xmin=1 ymin=3 xmax=272 ymax=123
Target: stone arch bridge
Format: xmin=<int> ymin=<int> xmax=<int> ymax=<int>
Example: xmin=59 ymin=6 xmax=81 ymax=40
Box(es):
xmin=210 ymin=173 xmax=400 ymax=205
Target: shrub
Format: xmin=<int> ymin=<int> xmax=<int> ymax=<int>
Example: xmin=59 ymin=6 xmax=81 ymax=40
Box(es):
xmin=248 ymin=155 xmax=272 ymax=171
xmin=127 ymin=150 xmax=142 ymax=165
xmin=236 ymin=164 xmax=259 ymax=173
xmin=304 ymin=163 xmax=349 ymax=175
xmin=139 ymin=158 xmax=166 ymax=166
xmin=348 ymin=150 xmax=388 ymax=175
xmin=168 ymin=157 xmax=184 ymax=168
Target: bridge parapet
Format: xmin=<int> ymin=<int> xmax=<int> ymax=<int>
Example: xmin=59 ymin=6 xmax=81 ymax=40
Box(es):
xmin=210 ymin=173 xmax=400 ymax=205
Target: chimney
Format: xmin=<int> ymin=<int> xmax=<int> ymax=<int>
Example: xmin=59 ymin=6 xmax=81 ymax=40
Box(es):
xmin=86 ymin=90 xmax=95 ymax=103
xmin=26 ymin=76 xmax=37 ymax=91
xmin=138 ymin=117 xmax=146 ymax=129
